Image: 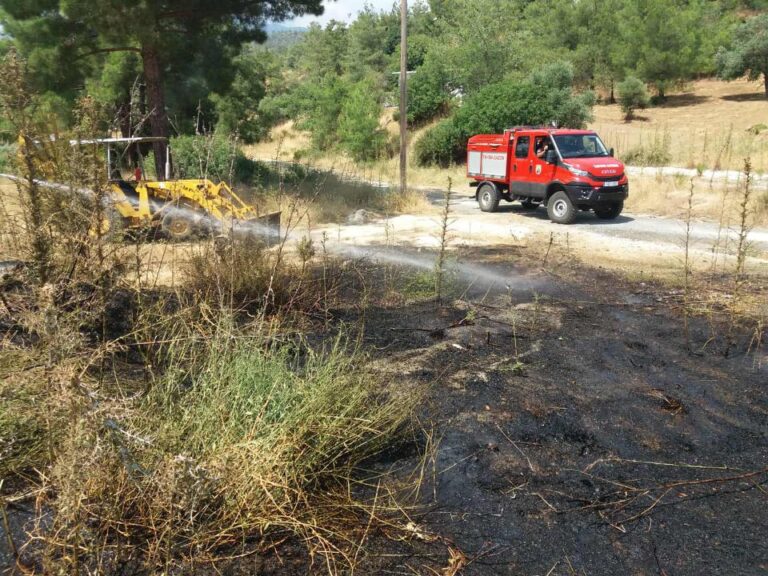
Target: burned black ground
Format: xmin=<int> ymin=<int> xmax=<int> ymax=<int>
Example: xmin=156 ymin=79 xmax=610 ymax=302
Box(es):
xmin=344 ymin=248 xmax=767 ymax=575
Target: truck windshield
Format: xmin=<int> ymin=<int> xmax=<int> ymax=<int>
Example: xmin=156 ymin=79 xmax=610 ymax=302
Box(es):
xmin=553 ymin=134 xmax=609 ymax=159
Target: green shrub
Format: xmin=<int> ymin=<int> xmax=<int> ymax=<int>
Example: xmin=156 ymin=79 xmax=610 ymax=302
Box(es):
xmin=171 ymin=135 xmax=267 ymax=183
xmin=43 ymin=318 xmax=416 ymax=570
xmin=415 ymin=62 xmax=594 ymax=167
xmin=622 ymin=147 xmax=670 ymax=166
xmin=618 ymin=76 xmax=650 ymax=121
xmin=414 ymin=119 xmax=464 ymax=166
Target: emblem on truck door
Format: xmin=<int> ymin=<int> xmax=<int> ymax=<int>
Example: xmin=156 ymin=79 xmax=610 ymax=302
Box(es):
xmin=535 ymin=164 xmax=542 ymax=175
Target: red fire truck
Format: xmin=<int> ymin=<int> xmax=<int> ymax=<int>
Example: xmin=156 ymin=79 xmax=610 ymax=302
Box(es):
xmin=467 ymin=127 xmax=628 ymax=224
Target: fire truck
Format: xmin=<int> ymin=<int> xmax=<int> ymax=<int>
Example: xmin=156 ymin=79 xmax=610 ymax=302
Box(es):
xmin=467 ymin=127 xmax=628 ymax=224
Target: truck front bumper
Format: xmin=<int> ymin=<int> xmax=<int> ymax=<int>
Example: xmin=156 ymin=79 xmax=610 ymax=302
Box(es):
xmin=565 ymin=183 xmax=628 ymax=206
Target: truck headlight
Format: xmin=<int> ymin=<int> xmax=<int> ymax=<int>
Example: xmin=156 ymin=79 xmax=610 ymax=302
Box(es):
xmin=565 ymin=163 xmax=589 ymax=177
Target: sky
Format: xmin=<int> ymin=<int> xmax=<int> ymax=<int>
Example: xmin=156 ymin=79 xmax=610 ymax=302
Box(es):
xmin=288 ymin=0 xmax=397 ymax=26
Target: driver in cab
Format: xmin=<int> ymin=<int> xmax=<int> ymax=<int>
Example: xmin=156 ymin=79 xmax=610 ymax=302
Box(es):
xmin=535 ymin=137 xmax=553 ymax=160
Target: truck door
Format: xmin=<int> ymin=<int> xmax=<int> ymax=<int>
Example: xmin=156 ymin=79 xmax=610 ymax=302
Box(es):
xmin=530 ymin=135 xmax=557 ymax=199
xmin=509 ymin=135 xmax=531 ymax=195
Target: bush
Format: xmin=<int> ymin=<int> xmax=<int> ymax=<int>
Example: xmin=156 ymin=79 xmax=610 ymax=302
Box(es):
xmin=618 ymin=76 xmax=650 ymax=121
xmin=171 ymin=134 xmax=267 ymax=183
xmin=414 ymin=119 xmax=464 ymax=166
xmin=183 ymin=236 xmax=321 ymax=313
xmin=40 ymin=317 xmax=415 ymax=571
xmin=415 ymin=63 xmax=594 ymax=166
xmin=621 ymin=131 xmax=672 ymax=166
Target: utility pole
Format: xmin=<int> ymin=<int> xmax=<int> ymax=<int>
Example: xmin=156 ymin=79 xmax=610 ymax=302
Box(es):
xmin=399 ymin=0 xmax=408 ymax=195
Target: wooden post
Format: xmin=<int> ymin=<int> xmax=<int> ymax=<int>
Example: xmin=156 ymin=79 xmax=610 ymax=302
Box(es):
xmin=399 ymin=0 xmax=408 ymax=195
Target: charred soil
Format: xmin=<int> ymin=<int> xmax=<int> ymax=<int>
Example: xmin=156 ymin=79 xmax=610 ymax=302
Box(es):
xmin=329 ymin=248 xmax=766 ymax=575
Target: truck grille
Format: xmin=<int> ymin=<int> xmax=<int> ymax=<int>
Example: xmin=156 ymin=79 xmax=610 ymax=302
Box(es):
xmin=591 ymin=174 xmax=625 ymax=182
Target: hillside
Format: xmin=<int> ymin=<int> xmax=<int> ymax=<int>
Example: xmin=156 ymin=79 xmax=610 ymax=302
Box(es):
xmin=249 ymin=78 xmax=767 ymax=172
xmin=244 ymin=78 xmax=768 ymax=225
xmin=593 ymin=77 xmax=768 ymax=171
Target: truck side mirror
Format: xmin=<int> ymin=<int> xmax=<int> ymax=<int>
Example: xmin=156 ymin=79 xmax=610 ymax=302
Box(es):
xmin=545 ymin=149 xmax=557 ymax=164
xmin=609 ymin=147 xmax=615 ymax=157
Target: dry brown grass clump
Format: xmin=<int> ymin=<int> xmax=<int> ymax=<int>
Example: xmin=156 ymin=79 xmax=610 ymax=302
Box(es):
xmin=23 ymin=314 xmax=418 ymax=573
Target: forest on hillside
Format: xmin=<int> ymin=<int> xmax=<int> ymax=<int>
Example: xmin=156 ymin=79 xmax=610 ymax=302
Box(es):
xmin=1 ymin=0 xmax=767 ymax=171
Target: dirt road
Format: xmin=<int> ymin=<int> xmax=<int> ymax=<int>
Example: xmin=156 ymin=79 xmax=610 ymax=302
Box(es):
xmin=318 ymin=191 xmax=768 ymax=280
xmin=446 ymin=191 xmax=768 ymax=255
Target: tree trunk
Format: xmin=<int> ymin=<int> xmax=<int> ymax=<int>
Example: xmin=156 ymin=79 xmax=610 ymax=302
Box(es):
xmin=142 ymin=44 xmax=169 ymax=180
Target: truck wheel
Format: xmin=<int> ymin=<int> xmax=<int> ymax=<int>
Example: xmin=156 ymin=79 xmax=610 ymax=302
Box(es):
xmin=521 ymin=199 xmax=539 ymax=210
xmin=594 ymin=202 xmax=624 ymax=220
xmin=162 ymin=212 xmax=194 ymax=241
xmin=547 ymin=191 xmax=577 ymax=224
xmin=478 ymin=183 xmax=500 ymax=212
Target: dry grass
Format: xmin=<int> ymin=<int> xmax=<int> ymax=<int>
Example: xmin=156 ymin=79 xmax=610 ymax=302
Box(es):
xmin=243 ymin=120 xmax=467 ymax=192
xmin=593 ymin=78 xmax=768 ymax=172
xmin=0 ymin=179 xmax=25 ymax=260
xmin=626 ymin=173 xmax=768 ymax=227
xmin=25 ymin=313 xmax=419 ymax=573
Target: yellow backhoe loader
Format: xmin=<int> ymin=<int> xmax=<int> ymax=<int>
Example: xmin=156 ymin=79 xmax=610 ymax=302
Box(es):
xmin=104 ymin=136 xmax=280 ymax=241
xmin=4 ymin=136 xmax=280 ymax=242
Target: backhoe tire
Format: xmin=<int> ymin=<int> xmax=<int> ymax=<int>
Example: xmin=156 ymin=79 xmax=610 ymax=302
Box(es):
xmin=594 ymin=202 xmax=624 ymax=220
xmin=162 ymin=212 xmax=194 ymax=241
xmin=478 ymin=183 xmax=500 ymax=213
xmin=547 ymin=191 xmax=577 ymax=224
